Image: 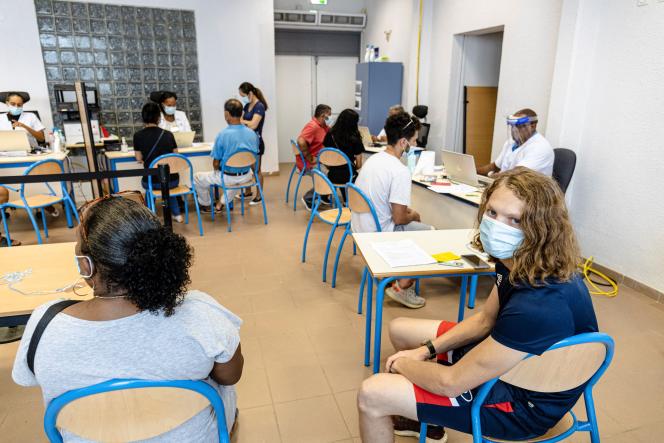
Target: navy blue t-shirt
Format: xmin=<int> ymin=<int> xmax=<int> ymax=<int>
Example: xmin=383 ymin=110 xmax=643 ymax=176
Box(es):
xmin=243 ymin=101 xmax=266 ymax=139
xmin=487 ymin=261 xmax=599 ymax=434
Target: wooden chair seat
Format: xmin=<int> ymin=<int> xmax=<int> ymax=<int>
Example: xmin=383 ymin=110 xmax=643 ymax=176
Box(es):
xmin=8 ymin=194 xmax=62 ymax=208
xmin=318 ymin=207 xmax=351 ymax=224
xmin=151 ymin=185 xmax=191 ymax=197
xmin=487 ymin=412 xmax=575 ymax=442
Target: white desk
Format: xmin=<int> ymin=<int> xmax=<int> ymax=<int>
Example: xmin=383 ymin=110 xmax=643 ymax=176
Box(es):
xmin=410 ymin=175 xmax=484 ymax=229
xmin=104 ymin=144 xmax=213 ymax=192
xmin=353 ymin=229 xmax=495 ymax=372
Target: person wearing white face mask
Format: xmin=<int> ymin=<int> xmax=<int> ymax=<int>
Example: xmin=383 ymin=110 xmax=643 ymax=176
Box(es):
xmin=0 ymin=91 xmax=45 ymax=148
xmin=151 ymin=91 xmax=192 ymax=133
xmin=358 ymin=167 xmax=598 ymax=443
xmin=238 ymin=82 xmax=269 ymax=205
xmin=352 ymin=112 xmax=433 ymax=309
xmin=477 ymin=108 xmax=554 ymax=177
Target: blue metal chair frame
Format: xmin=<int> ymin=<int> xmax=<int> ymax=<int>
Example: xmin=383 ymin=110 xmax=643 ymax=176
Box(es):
xmin=366 ymin=271 xmax=495 ymax=372
xmin=301 ymin=169 xmax=350 ymax=283
xmin=332 ymin=183 xmax=381 ymax=293
xmin=285 ymin=139 xmax=312 ymax=211
xmin=209 ymin=148 xmax=268 ymax=232
xmin=146 ymin=153 xmax=204 ymax=236
xmin=417 ymin=333 xmax=615 ymax=443
xmin=316 ymin=147 xmax=353 ymax=208
xmin=43 ymin=378 xmax=230 ymax=443
xmin=0 ymin=159 xmax=79 ymax=246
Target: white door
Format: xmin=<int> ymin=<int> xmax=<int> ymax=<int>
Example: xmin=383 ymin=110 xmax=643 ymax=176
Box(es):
xmin=315 ymin=56 xmax=358 ymax=121
xmin=275 ymin=55 xmax=314 ymax=163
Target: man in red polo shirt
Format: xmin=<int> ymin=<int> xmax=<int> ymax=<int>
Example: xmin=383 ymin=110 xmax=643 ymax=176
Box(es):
xmin=296 ymin=104 xmax=332 ymax=210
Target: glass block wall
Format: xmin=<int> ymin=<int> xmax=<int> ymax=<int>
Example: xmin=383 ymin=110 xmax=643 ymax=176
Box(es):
xmin=34 ymin=0 xmax=203 ymax=141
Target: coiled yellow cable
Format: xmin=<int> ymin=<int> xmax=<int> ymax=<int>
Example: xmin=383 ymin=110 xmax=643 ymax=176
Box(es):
xmin=579 ymin=257 xmax=618 ymax=297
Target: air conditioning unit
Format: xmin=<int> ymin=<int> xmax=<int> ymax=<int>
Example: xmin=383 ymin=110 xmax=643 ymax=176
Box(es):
xmin=274 ymin=10 xmax=366 ymax=31
xmin=318 ymin=12 xmax=366 ymax=29
xmin=274 ymin=10 xmax=318 ymax=27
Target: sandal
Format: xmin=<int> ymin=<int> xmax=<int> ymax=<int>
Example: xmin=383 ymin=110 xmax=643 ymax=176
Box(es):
xmin=0 ymin=236 xmax=21 ymax=247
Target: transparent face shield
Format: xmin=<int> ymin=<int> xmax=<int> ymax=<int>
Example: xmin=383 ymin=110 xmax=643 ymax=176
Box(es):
xmin=506 ymin=114 xmax=538 ymax=146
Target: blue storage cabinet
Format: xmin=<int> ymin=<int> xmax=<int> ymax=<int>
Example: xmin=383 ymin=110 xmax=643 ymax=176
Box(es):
xmin=355 ymin=62 xmax=403 ymax=135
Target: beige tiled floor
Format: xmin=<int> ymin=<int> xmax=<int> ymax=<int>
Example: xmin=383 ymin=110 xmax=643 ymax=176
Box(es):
xmin=1 ymin=165 xmax=663 ymax=442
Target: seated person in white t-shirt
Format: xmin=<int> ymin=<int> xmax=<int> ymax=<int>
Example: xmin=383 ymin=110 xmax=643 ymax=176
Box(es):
xmin=353 ymin=112 xmax=434 ymax=309
xmin=0 ymin=91 xmax=45 ymax=148
xmin=373 ymin=104 xmax=405 ymax=143
xmin=477 ymin=108 xmax=554 ymax=177
xmin=12 ymin=197 xmax=243 ymax=439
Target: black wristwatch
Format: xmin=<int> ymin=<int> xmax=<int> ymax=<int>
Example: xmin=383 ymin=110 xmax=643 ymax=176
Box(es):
xmin=422 ymin=340 xmax=437 ymax=359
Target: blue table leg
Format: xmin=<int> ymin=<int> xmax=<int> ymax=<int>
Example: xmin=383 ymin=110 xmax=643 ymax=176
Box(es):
xmin=373 ymin=277 xmax=396 ymax=374
xmin=364 ymin=275 xmax=374 ymax=366
xmin=468 ymin=274 xmax=479 ymax=309
xmin=457 ymin=276 xmax=468 ymax=322
xmin=110 ymin=159 xmax=120 ymax=193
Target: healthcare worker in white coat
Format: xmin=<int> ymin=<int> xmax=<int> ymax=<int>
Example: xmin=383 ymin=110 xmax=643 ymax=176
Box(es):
xmin=477 ymin=108 xmax=554 ymax=177
xmin=151 ymin=90 xmax=191 ymax=133
xmin=0 ymin=91 xmax=45 ymax=148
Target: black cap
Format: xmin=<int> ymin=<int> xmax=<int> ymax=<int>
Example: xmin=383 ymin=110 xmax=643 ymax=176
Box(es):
xmin=0 ymin=91 xmax=30 ymax=103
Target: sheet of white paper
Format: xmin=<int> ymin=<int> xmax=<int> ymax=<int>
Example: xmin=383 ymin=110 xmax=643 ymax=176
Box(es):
xmin=428 ymin=183 xmax=478 ymax=194
xmin=371 ymin=240 xmax=437 ymax=268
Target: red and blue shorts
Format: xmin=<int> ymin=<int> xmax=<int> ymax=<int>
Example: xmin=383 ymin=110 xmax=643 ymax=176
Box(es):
xmin=412 ymin=321 xmax=538 ymax=440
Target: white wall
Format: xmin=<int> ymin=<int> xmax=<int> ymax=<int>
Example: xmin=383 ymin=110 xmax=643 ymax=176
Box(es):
xmin=462 ymin=33 xmax=503 ymax=87
xmin=0 ymin=0 xmax=280 ymax=173
xmin=546 ymin=0 xmax=664 ymax=292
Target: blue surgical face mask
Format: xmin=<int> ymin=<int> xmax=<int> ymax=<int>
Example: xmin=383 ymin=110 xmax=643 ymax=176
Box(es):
xmin=8 ymin=105 xmax=22 ymax=116
xmin=240 ymin=95 xmax=250 ymax=106
xmin=163 ymin=106 xmax=176 ymax=116
xmin=74 ymin=255 xmax=94 ymax=278
xmin=325 ymin=116 xmax=333 ymax=126
xmin=479 ymin=215 xmax=524 ymax=259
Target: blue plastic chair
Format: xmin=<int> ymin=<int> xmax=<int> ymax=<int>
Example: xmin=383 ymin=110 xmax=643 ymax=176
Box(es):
xmin=417 ymin=333 xmax=615 ymax=443
xmin=43 ymin=378 xmax=230 ymax=443
xmin=301 ymin=169 xmax=351 ymax=283
xmin=146 ymin=153 xmax=204 ymax=236
xmin=316 ymin=147 xmax=353 ymax=207
xmin=209 ymin=149 xmax=268 ymax=232
xmin=0 ymin=159 xmax=79 ymax=245
xmin=285 ymin=139 xmax=312 ymax=211
xmin=331 ymin=183 xmax=381 ymax=298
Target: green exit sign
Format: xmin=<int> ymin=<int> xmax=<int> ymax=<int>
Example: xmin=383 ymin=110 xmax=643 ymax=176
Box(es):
xmin=311 ymin=0 xmax=328 ymax=4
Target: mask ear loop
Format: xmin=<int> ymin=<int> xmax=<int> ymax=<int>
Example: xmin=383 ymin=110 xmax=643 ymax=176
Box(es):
xmin=72 ymin=277 xmax=94 ymax=297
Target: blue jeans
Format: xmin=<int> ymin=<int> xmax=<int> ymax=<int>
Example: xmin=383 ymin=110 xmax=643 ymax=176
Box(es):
xmin=142 ymin=177 xmax=181 ymax=216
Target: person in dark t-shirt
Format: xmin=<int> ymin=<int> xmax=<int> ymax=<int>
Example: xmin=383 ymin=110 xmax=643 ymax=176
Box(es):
xmin=133 ymin=102 xmax=183 ymax=222
xmin=239 ymin=82 xmax=268 ymax=205
xmin=358 ymin=167 xmax=599 ymax=442
xmin=322 ymin=108 xmax=364 ymax=201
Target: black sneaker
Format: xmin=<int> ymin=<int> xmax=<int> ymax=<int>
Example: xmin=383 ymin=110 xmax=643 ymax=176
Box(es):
xmin=393 ymin=416 xmax=447 ymax=442
xmin=200 ymin=205 xmax=221 ymax=214
xmin=301 ymin=197 xmax=312 ymax=211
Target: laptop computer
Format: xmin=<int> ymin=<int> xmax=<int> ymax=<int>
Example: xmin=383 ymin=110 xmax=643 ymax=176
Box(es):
xmin=0 ymin=130 xmax=31 ymax=152
xmin=359 ymin=126 xmax=385 ymax=148
xmin=441 ymin=150 xmax=481 ymax=186
xmin=173 ymin=131 xmax=195 ymax=148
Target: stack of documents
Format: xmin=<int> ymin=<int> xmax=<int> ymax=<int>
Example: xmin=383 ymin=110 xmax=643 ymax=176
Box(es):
xmin=372 ymin=240 xmax=437 ymax=267
xmin=428 ymin=183 xmax=477 ymax=194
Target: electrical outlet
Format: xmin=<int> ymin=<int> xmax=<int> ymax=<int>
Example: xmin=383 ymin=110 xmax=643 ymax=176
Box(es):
xmin=637 ymin=0 xmax=648 ymax=5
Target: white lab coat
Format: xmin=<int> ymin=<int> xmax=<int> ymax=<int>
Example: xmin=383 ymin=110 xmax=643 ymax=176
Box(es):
xmin=158 ymin=110 xmax=191 ymax=133
xmin=495 ymin=132 xmax=554 ymax=176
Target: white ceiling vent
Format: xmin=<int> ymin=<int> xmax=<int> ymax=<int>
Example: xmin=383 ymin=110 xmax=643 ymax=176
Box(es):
xmin=274 ymin=10 xmax=366 ymax=31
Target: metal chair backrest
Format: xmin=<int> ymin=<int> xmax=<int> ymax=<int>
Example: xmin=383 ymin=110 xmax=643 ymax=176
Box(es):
xmin=552 ymin=148 xmax=577 ymax=194
xmin=44 ymin=379 xmax=230 ymax=443
xmin=291 ymin=139 xmax=308 ymax=169
xmin=499 ymin=338 xmax=609 ymax=392
xmin=346 ymin=183 xmax=381 ymax=232
xmin=224 ymin=149 xmax=257 ymax=170
xmin=22 ymin=159 xmax=65 ymax=198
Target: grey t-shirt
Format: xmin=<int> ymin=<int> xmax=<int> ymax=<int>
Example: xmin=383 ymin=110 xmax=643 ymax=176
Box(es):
xmin=12 ymin=290 xmax=241 ymax=442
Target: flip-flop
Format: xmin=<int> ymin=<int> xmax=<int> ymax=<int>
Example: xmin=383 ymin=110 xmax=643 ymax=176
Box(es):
xmin=0 ymin=236 xmax=21 ymax=247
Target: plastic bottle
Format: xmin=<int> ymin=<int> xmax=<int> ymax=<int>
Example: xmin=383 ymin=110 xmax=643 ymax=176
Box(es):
xmin=121 ymin=136 xmax=129 ymax=152
xmin=364 ymin=45 xmax=372 ymax=62
xmin=407 ymin=150 xmax=417 ymax=174
xmin=52 ymin=129 xmax=62 ymax=153
xmin=373 ymin=47 xmax=380 ymax=61
xmin=47 ymin=130 xmax=55 ymax=151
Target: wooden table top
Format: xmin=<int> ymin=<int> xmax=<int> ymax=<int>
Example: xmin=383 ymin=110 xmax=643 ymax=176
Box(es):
xmin=104 ymin=144 xmax=212 ymax=160
xmin=0 ymin=242 xmax=91 ymax=318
